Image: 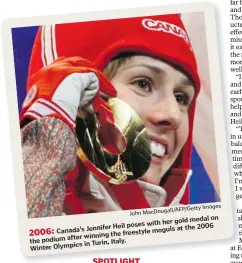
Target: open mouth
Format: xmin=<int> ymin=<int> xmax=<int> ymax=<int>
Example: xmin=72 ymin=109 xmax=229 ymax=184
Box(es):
xmin=150 ymin=140 xmax=166 ymax=158
xmin=148 ymin=134 xmax=169 ymax=165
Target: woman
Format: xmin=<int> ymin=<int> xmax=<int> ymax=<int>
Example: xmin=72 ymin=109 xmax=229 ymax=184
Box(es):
xmin=20 ymin=14 xmax=205 ymax=217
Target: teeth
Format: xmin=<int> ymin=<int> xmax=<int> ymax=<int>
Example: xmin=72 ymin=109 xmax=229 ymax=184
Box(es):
xmin=150 ymin=141 xmax=166 ymax=157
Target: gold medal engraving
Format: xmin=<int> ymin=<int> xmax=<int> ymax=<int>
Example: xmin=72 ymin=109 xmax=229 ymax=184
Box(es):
xmin=107 ymin=155 xmax=133 ymax=183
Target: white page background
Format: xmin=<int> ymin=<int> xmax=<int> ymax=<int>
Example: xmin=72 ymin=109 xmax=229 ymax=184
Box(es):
xmin=0 ymin=0 xmax=235 ymax=262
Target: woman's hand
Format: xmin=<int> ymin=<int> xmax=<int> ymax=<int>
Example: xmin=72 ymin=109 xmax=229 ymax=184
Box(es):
xmin=20 ymin=56 xmax=117 ymax=130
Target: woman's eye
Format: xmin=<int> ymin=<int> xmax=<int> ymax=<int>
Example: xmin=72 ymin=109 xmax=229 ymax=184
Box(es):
xmin=131 ymin=78 xmax=152 ymax=93
xmin=175 ymin=92 xmax=189 ymax=106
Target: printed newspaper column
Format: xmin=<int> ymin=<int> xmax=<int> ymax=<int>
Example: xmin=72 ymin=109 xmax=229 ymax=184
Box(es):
xmin=230 ymin=0 xmax=242 ymax=261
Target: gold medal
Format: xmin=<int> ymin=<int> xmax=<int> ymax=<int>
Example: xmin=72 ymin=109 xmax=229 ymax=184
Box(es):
xmin=76 ymin=98 xmax=151 ymax=184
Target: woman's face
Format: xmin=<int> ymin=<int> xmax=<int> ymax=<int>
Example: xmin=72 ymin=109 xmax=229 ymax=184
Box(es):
xmin=111 ymin=55 xmax=195 ymax=185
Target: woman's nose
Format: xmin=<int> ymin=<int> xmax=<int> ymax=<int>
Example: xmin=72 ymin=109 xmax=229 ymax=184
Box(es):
xmin=146 ymin=96 xmax=182 ymax=131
